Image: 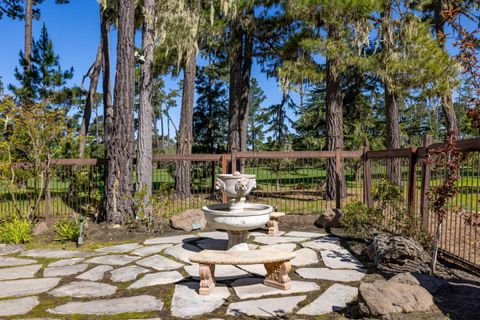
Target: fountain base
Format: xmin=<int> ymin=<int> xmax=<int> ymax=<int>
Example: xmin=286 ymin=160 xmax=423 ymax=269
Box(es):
xmin=227 ymin=230 xmax=249 ymax=251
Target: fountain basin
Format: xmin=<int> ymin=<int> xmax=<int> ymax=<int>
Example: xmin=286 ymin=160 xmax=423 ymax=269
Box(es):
xmin=216 ymin=173 xmax=256 ymax=199
xmin=202 ymin=203 xmax=273 ymax=231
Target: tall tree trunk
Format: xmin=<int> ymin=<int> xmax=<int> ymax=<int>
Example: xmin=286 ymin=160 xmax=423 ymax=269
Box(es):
xmin=24 ymin=0 xmax=32 ymax=73
xmin=136 ymin=0 xmax=155 ymax=214
xmin=79 ymin=41 xmax=103 ymax=158
xmin=325 ymin=26 xmax=346 ymax=201
xmin=159 ymin=110 xmax=165 ymax=148
xmin=385 ymin=85 xmax=402 ymax=186
xmin=433 ymin=0 xmax=458 ymax=136
xmin=228 ymin=20 xmax=243 ymax=157
xmin=105 ymin=0 xmax=136 ymax=224
xmin=175 ymin=52 xmax=197 ymax=198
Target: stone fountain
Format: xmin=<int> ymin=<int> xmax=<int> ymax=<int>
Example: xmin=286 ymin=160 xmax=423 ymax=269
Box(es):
xmin=202 ymin=171 xmax=273 ymax=251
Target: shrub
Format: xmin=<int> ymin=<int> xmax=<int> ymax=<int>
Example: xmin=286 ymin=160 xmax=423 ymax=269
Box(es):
xmin=53 ymin=218 xmax=81 ymax=243
xmin=341 ymin=201 xmax=382 ymax=238
xmin=0 ymin=219 xmax=33 ymax=244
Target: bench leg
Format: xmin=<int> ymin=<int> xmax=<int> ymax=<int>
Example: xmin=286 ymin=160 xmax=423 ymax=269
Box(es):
xmin=267 ymin=218 xmax=280 ymax=236
xmin=198 ymin=263 xmax=215 ymax=295
xmin=263 ymin=261 xmax=291 ymax=290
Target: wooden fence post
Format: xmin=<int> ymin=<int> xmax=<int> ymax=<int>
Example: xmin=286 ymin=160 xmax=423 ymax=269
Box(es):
xmin=363 ymin=138 xmax=373 ymax=208
xmin=407 ymin=147 xmax=418 ymax=212
xmin=420 ymin=135 xmax=432 ymax=229
xmin=221 ymin=154 xmax=228 ymax=204
xmin=335 ymin=148 xmax=341 ymax=209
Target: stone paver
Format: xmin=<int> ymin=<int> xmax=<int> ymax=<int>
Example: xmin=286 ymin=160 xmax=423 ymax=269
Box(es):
xmin=284 ymin=231 xmax=326 ymax=238
xmin=136 ymin=254 xmax=183 ymax=271
xmin=321 ymin=249 xmax=364 ymax=270
xmin=171 ymin=282 xmax=230 ymax=318
xmin=164 ymin=243 xmax=201 ymax=264
xmin=0 ymin=244 xmax=24 ymax=256
xmin=259 ymin=243 xmax=297 ymax=252
xmin=131 ymin=244 xmax=172 ymax=256
xmin=86 ymin=254 xmax=139 ymax=266
xmin=76 ymin=265 xmax=113 ymax=281
xmin=296 ymin=268 xmax=366 ymax=282
xmin=49 ymin=281 xmax=117 ymax=298
xmin=144 ymin=234 xmax=196 ymax=245
xmin=48 ymin=295 xmax=164 ymax=315
xmin=110 ymin=266 xmax=150 ymax=282
xmin=96 ymin=243 xmax=143 ymax=254
xmin=197 ymin=238 xmax=228 ymax=250
xmin=291 ymin=248 xmax=319 ymax=267
xmin=254 ymin=236 xmax=309 ymax=245
xmin=47 ymin=258 xmax=85 ymax=267
xmin=21 ymin=249 xmax=93 ymax=259
xmin=129 ymin=271 xmax=184 ymax=289
xmin=232 ymin=277 xmax=320 ymax=299
xmin=43 ymin=264 xmax=89 ymax=277
xmin=302 ymin=236 xmax=342 ymax=251
xmin=237 ymin=264 xmax=266 ymax=276
xmin=0 ymin=297 xmax=39 ymax=316
xmin=0 ymin=264 xmax=42 ymax=280
xmin=226 ymin=295 xmax=306 ymax=317
xmin=184 ymin=264 xmax=249 ymax=279
xmin=198 ymin=231 xmax=228 ymax=239
xmin=297 ymin=284 xmax=358 ymax=315
xmin=0 ymin=256 xmax=37 ymax=267
xmin=0 ymin=278 xmax=61 ymax=298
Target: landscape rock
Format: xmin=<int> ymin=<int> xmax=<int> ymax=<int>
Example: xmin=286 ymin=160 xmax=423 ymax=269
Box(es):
xmin=110 ymin=265 xmax=149 ymax=282
xmin=171 ymin=282 xmax=230 ymax=318
xmin=390 ymin=272 xmax=448 ymax=294
xmin=359 ymin=279 xmax=434 ymax=317
xmin=170 ymin=209 xmax=206 ymax=231
xmin=0 ymin=278 xmax=61 ymax=298
xmin=0 ymin=264 xmax=42 ymax=280
xmin=136 ymin=254 xmax=183 ymax=270
xmin=297 ymin=283 xmax=358 ymax=315
xmin=96 ymin=243 xmax=143 ymax=254
xmin=43 ymin=264 xmax=89 ymax=277
xmin=76 ymin=265 xmax=113 ymax=281
xmin=226 ymin=295 xmax=306 ymax=317
xmin=86 ymin=254 xmax=139 ymax=266
xmin=0 ymin=296 xmax=40 ymax=316
xmin=232 ymin=277 xmax=319 ymax=299
xmin=33 ymin=221 xmax=49 ymax=236
xmin=48 ymin=295 xmax=164 ymax=315
xmin=315 ymin=209 xmax=342 ymax=229
xmin=49 ymin=281 xmax=117 ymax=298
xmin=296 ymin=268 xmax=366 ymax=282
xmin=128 ymin=271 xmax=184 ymax=289
xmin=0 ymin=256 xmax=37 ymax=267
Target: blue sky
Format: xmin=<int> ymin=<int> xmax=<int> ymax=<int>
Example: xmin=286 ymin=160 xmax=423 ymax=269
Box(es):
xmin=0 ymin=0 xmax=287 ymax=134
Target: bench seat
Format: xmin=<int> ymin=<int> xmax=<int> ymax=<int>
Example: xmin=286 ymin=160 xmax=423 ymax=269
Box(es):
xmin=189 ymin=249 xmax=295 ymax=295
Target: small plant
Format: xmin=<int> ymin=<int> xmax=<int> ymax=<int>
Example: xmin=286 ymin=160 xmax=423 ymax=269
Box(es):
xmin=341 ymin=201 xmax=382 ymax=238
xmin=53 ymin=218 xmax=81 ymax=243
xmin=0 ymin=218 xmax=33 ymax=244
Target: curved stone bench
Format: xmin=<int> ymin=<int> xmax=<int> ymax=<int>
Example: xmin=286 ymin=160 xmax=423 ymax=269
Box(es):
xmin=189 ymin=249 xmax=295 ymax=295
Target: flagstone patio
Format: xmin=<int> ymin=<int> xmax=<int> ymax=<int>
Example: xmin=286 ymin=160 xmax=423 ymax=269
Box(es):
xmin=0 ymin=230 xmax=369 ymax=319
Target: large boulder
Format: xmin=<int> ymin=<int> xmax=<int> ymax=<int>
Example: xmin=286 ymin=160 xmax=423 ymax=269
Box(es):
xmin=314 ymin=209 xmax=342 ymax=229
xmin=33 ymin=221 xmax=49 ymax=236
xmin=170 ymin=209 xmax=206 ymax=232
xmin=390 ymin=272 xmax=448 ymax=295
xmin=359 ymin=277 xmax=434 ymax=317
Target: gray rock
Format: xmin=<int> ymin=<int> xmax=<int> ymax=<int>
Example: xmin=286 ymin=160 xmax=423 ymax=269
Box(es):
xmin=164 ymin=243 xmax=201 ymax=264
xmin=254 ymin=236 xmax=309 ymax=245
xmin=291 ymin=248 xmax=319 ymax=267
xmin=226 ymin=295 xmax=306 ymax=317
xmin=144 ymin=234 xmax=196 ymax=245
xmin=49 ymin=281 xmax=117 ymax=298
xmin=198 ymin=231 xmax=228 ymax=240
xmin=171 ymin=282 xmax=230 ymax=318
xmin=48 ymin=258 xmax=85 ymax=267
xmin=170 ymin=209 xmax=206 ymax=231
xmin=86 ymin=254 xmax=139 ymax=266
xmin=136 ymin=254 xmax=183 ymax=271
xmin=321 ymin=249 xmax=364 ymax=270
xmin=48 ymin=295 xmax=164 ymax=315
xmin=0 ymin=296 xmax=40 ymax=316
xmin=284 ymin=231 xmax=326 ymax=238
xmin=315 ymin=208 xmax=342 ymax=229
xmin=110 ymin=265 xmax=149 ymax=282
xmin=359 ymin=279 xmax=434 ymax=317
xmin=0 ymin=256 xmax=37 ymax=267
xmin=0 ymin=264 xmax=42 ymax=280
xmin=296 ymin=268 xmax=366 ymax=282
xmin=297 ymin=283 xmax=358 ymax=315
xmin=76 ymin=265 xmax=113 ymax=281
xmin=0 ymin=278 xmax=61 ymax=298
xmin=96 ymin=243 xmax=143 ymax=254
xmin=184 ymin=264 xmax=249 ymax=280
xmin=131 ymin=244 xmax=172 ymax=256
xmin=128 ymin=271 xmax=184 ymax=289
xmin=301 ymin=236 xmax=342 ymax=251
xmin=21 ymin=249 xmax=93 ymax=259
xmin=33 ymin=221 xmax=49 ymax=236
xmin=389 ymin=272 xmax=448 ymax=295
xmin=43 ymin=264 xmax=89 ymax=277
xmin=0 ymin=244 xmax=24 ymax=256
xmin=232 ymin=277 xmax=320 ymax=299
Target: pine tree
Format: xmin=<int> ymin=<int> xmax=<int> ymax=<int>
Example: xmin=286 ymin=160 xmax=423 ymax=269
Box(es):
xmin=247 ymin=78 xmax=267 ymax=151
xmin=262 ymin=93 xmax=295 ymax=151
